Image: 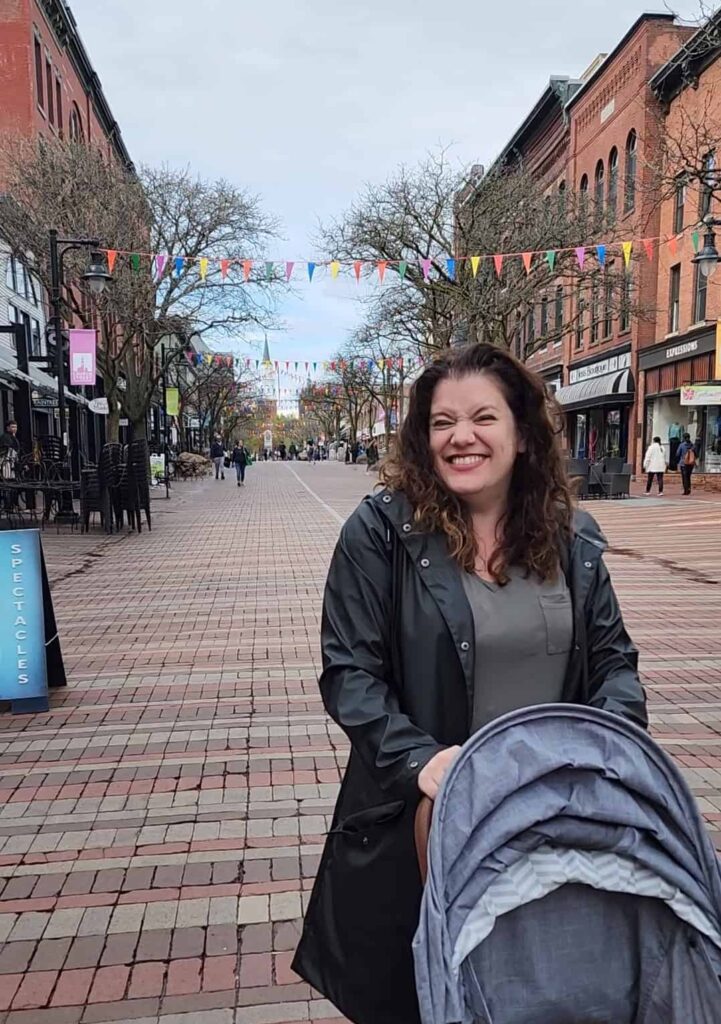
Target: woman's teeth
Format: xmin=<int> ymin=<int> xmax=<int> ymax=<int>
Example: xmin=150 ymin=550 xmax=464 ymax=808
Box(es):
xmin=448 ymin=455 xmax=486 ymax=465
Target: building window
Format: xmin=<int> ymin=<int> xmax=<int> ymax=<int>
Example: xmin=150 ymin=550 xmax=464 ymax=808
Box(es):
xmin=673 ymin=176 xmax=686 ymax=234
xmin=31 ymin=319 xmax=42 ymax=357
xmin=45 ymin=59 xmax=54 ymax=125
xmin=5 ymin=254 xmax=18 ymax=292
xmin=590 ymin=274 xmax=600 ymax=344
xmin=624 ymin=131 xmax=637 ymax=213
xmin=69 ymin=103 xmax=84 ymax=142
xmin=700 ymin=152 xmax=715 ymax=220
xmin=540 ymin=294 xmax=548 ymax=337
xmin=620 ymin=272 xmax=631 ymax=333
xmin=8 ymin=303 xmax=19 ymax=327
xmin=554 ymin=284 xmax=563 ymax=333
xmin=668 ymin=264 xmax=681 ymax=332
xmin=55 ymin=78 xmax=63 ymax=137
xmin=524 ymin=306 xmax=535 ymax=354
xmin=579 ymin=174 xmax=589 ymax=224
xmin=693 ymin=262 xmax=708 ymax=322
xmin=607 ymin=147 xmax=618 ymax=220
xmin=603 ymin=270 xmax=614 ymax=338
xmin=34 ymin=36 xmax=44 ymax=108
xmin=575 ymin=283 xmax=585 ymax=350
xmin=594 ymin=160 xmax=604 ymax=219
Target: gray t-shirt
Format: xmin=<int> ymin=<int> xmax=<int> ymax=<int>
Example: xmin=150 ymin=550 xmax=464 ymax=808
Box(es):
xmin=461 ymin=566 xmax=573 ymax=733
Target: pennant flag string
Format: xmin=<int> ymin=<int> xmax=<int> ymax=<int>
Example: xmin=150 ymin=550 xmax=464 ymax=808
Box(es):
xmin=99 ymin=222 xmax=701 ymax=285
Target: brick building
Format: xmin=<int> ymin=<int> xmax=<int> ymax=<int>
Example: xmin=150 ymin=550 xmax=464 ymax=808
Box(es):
xmin=640 ymin=16 xmax=721 ymax=476
xmin=490 ymin=13 xmax=702 ymax=470
xmin=0 ymin=0 xmax=132 ymax=456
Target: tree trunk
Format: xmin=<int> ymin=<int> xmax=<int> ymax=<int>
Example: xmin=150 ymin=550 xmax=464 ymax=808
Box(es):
xmin=131 ymin=415 xmax=148 ymax=441
xmin=106 ymin=406 xmax=120 ymax=444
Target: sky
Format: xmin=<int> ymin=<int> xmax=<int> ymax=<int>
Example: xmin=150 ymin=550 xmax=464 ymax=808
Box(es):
xmin=70 ymin=0 xmax=703 ymax=369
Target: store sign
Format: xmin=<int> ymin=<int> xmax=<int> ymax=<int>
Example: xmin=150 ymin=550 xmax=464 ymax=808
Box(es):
xmin=639 ymin=329 xmax=717 ymax=371
xmin=33 ymin=397 xmax=58 ymax=409
xmin=680 ymin=384 xmax=721 ymax=406
xmin=569 ymin=352 xmax=631 ymax=384
xmin=149 ymin=454 xmax=165 ymax=481
xmin=665 ymin=340 xmax=699 ymax=360
xmin=88 ymin=397 xmax=109 ymax=414
xmin=0 ymin=531 xmax=49 ymax=713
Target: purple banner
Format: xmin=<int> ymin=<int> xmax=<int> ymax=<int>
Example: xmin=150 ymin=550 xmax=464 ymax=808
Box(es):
xmin=69 ymin=329 xmax=97 ymax=387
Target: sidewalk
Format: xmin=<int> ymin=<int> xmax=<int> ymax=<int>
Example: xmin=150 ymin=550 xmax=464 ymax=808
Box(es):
xmin=0 ymin=463 xmax=719 ymax=1023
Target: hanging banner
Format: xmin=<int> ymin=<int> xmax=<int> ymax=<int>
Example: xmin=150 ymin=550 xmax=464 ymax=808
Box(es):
xmin=0 ymin=531 xmax=50 ymax=713
xmin=681 ymin=384 xmax=721 ymax=406
xmin=165 ymin=387 xmax=180 ymax=417
xmin=69 ymin=329 xmax=97 ymax=386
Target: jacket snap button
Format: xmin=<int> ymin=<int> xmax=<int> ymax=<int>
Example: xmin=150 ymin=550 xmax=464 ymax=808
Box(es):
xmin=402 ymin=523 xmax=412 ymax=533
xmin=362 ymin=836 xmax=369 ymax=846
xmin=584 ymin=561 xmax=593 ymax=569
xmin=420 ymin=558 xmax=430 ymax=568
xmin=382 ymin=494 xmax=392 ymax=503
xmin=409 ymin=761 xmax=419 ymax=769
xmin=460 ymin=641 xmax=470 ymax=651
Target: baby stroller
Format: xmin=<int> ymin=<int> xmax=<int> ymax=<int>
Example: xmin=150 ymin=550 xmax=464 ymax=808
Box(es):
xmin=413 ymin=705 xmax=721 ymax=1024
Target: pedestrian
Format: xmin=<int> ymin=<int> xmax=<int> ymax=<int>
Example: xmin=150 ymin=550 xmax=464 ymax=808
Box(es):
xmin=231 ymin=439 xmax=249 ymax=487
xmin=292 ymin=343 xmax=646 ymax=1024
xmin=0 ymin=420 xmax=20 ymax=460
xmin=289 ymin=443 xmax=297 ymax=461
xmin=210 ymin=435 xmax=225 ymax=480
xmin=307 ymin=441 xmax=315 ymax=465
xmin=643 ymin=435 xmax=666 ymax=495
xmin=344 ymin=443 xmax=350 ymax=464
xmin=365 ymin=439 xmax=379 ymax=474
xmin=677 ymin=432 xmax=697 ymax=495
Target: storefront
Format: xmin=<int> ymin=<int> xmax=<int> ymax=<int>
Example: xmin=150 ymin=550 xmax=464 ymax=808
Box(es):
xmin=639 ymin=328 xmax=720 ymax=473
xmin=554 ymin=349 xmax=633 ymax=461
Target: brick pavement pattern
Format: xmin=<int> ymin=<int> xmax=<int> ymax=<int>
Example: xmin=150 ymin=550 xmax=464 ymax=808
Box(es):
xmin=0 ymin=463 xmax=720 ymax=1023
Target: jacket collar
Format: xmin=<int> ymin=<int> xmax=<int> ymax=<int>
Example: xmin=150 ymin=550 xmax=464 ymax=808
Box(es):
xmin=371 ymin=488 xmax=607 ymax=554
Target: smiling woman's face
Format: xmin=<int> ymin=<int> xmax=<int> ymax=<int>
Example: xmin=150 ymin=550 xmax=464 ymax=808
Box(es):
xmin=429 ymin=372 xmax=525 ymax=507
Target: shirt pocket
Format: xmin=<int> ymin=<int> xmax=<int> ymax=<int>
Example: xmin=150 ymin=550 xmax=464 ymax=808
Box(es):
xmin=538 ymin=593 xmax=573 ymax=655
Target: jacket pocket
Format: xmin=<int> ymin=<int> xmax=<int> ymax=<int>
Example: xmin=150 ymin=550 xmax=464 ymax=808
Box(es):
xmin=538 ymin=593 xmax=573 ymax=655
xmin=330 ymin=799 xmax=405 ymax=842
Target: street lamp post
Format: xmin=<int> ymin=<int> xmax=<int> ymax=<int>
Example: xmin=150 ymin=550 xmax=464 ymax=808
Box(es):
xmin=48 ymin=230 xmax=110 ymax=520
xmin=691 ymin=215 xmax=721 ymax=280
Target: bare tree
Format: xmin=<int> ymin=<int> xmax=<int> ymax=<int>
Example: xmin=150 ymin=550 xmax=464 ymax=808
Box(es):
xmin=0 ymin=137 xmax=280 ymax=440
xmin=320 ymin=148 xmax=648 ymax=359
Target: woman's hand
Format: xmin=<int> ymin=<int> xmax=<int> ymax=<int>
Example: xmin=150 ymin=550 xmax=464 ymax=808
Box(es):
xmin=418 ymin=746 xmax=461 ymax=799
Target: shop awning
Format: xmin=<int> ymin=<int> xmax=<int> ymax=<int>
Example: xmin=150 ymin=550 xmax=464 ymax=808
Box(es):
xmin=0 ymin=346 xmax=31 ymax=389
xmin=554 ymin=369 xmax=634 ymax=412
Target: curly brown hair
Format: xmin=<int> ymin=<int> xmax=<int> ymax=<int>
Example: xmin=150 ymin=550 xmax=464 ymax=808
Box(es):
xmin=380 ymin=344 xmax=573 ymax=582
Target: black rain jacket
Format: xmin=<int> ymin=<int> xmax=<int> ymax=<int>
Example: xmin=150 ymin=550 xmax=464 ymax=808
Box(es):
xmin=292 ymin=489 xmax=646 ymax=1024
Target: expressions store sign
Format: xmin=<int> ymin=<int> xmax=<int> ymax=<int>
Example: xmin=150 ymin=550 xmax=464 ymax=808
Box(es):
xmin=0 ymin=531 xmax=49 ymax=713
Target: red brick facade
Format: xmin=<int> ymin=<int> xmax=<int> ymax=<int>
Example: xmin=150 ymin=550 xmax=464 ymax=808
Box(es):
xmin=0 ymin=0 xmax=131 ymax=169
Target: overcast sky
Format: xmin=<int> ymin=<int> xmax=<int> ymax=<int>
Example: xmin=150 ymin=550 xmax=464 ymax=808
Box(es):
xmin=71 ymin=0 xmax=701 ymax=366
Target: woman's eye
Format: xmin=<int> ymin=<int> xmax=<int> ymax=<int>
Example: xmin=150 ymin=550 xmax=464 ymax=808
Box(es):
xmin=432 ymin=420 xmax=453 ymax=429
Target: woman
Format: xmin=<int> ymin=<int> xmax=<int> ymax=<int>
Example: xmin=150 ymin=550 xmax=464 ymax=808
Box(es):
xmin=292 ymin=344 xmax=646 ymax=1024
xmin=230 ymin=440 xmax=249 ymax=487
xmin=643 ymin=435 xmax=666 ymax=495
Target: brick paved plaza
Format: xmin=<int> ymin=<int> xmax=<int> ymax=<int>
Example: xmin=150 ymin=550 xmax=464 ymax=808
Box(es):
xmin=0 ymin=463 xmax=720 ymax=1024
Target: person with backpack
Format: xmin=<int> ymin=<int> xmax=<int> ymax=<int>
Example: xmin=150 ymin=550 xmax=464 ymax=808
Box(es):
xmin=676 ymin=432 xmax=696 ymax=495
xmin=642 ymin=436 xmax=666 ymax=496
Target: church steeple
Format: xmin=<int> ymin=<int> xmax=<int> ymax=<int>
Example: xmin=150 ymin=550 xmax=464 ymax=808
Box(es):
xmin=262 ymin=335 xmax=271 ymax=364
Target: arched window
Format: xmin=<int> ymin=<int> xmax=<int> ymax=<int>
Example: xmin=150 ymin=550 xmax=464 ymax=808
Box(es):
xmin=69 ymin=103 xmax=84 ymax=143
xmin=607 ymin=147 xmax=618 ymax=219
xmin=579 ymin=174 xmax=589 ymax=221
xmin=699 ymin=151 xmax=715 ymax=219
xmin=594 ymin=160 xmax=605 ymax=216
xmin=624 ymin=131 xmax=637 ymax=213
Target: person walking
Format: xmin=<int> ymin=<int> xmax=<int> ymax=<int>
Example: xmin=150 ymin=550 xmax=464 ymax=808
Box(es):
xmin=0 ymin=420 xmax=20 ymax=456
xmin=365 ymin=438 xmax=379 ymax=474
xmin=292 ymin=343 xmax=646 ymax=1024
xmin=643 ymin=435 xmax=666 ymax=495
xmin=307 ymin=441 xmax=315 ymax=465
xmin=210 ymin=436 xmax=225 ymax=480
xmin=231 ymin=440 xmax=249 ymax=487
xmin=677 ymin=432 xmax=697 ymax=495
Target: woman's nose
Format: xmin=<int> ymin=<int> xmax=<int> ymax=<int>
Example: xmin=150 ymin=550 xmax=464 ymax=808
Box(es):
xmin=450 ymin=419 xmax=476 ymax=445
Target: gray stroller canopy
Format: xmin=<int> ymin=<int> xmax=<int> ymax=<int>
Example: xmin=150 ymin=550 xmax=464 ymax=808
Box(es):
xmin=413 ymin=704 xmax=721 ymax=1024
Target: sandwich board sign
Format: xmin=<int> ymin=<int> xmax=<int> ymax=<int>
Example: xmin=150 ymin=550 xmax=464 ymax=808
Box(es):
xmin=0 ymin=530 xmax=66 ymax=713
